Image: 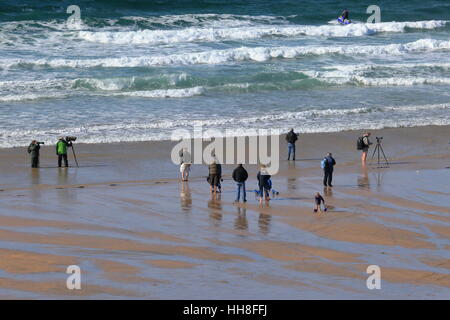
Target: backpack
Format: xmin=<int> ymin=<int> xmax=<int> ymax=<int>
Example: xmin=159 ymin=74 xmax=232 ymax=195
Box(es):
xmin=321 ymin=158 xmax=328 ymax=169
xmin=356 ymin=136 xmax=364 ymax=150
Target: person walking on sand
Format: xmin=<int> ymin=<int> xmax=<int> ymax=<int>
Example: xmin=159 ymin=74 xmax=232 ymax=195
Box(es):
xmin=314 ymin=192 xmax=326 ymax=213
xmin=232 ymin=163 xmax=248 ymax=203
xmin=286 ymin=128 xmax=299 ymax=161
xmin=56 ymin=137 xmax=72 ymax=168
xmin=322 ymin=152 xmax=336 ymax=187
xmin=179 ymin=148 xmax=191 ymax=181
xmin=257 ymin=164 xmax=271 ymax=203
xmin=360 ymin=132 xmax=372 ymax=165
xmin=208 ymin=160 xmax=220 ymax=194
xmin=27 ymin=140 xmax=41 ymax=168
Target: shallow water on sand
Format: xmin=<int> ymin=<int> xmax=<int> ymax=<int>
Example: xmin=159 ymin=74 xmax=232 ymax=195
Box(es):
xmin=0 ymin=139 xmax=448 ymax=298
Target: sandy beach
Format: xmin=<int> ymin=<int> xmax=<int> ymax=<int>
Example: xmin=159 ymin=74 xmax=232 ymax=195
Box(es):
xmin=0 ymin=125 xmax=449 ymax=299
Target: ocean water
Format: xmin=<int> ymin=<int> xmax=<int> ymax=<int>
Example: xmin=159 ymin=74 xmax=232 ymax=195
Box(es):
xmin=0 ymin=0 xmax=449 ymax=147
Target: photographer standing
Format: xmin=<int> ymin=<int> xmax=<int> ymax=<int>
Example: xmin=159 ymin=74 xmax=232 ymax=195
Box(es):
xmin=56 ymin=137 xmax=72 ymax=168
xmin=360 ymin=132 xmax=372 ymax=165
xmin=27 ymin=140 xmax=41 ymax=168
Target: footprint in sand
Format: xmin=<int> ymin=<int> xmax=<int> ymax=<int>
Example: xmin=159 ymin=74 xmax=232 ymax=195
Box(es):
xmin=77 ymin=186 xmax=85 ymax=189
xmin=109 ymin=184 xmax=118 ymax=187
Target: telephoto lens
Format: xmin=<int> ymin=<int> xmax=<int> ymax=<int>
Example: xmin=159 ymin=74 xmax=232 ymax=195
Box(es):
xmin=66 ymin=136 xmax=77 ymax=142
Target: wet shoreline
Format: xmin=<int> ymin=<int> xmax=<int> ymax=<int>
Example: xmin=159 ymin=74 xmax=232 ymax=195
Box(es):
xmin=0 ymin=125 xmax=449 ymax=299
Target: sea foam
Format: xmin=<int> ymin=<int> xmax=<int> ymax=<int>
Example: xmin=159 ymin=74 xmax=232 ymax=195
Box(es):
xmin=77 ymin=20 xmax=448 ymax=45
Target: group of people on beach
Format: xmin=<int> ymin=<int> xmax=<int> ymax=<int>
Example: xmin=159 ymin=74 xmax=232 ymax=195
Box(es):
xmin=27 ymin=129 xmax=374 ymax=212
xmin=178 ymin=128 xmax=374 ymax=212
xmin=179 ymin=148 xmax=273 ymax=204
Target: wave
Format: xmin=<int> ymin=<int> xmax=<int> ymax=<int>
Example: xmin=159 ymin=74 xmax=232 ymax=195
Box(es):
xmin=301 ymin=61 xmax=450 ymax=87
xmin=0 ymin=88 xmax=204 ymax=102
xmin=119 ymin=13 xmax=292 ymax=28
xmin=1 ymin=103 xmax=448 ymax=147
xmin=313 ymin=62 xmax=450 ymax=74
xmin=0 ymin=92 xmax=68 ymax=102
xmin=2 ymin=17 xmax=445 ymax=49
xmin=111 ymin=86 xmax=204 ymax=98
xmin=2 ymin=38 xmax=450 ymax=69
xmin=2 ymin=64 xmax=450 ymax=103
xmin=325 ymin=76 xmax=450 ymax=87
xmin=0 ymin=14 xmax=284 ymax=36
xmin=77 ymin=20 xmax=448 ymax=45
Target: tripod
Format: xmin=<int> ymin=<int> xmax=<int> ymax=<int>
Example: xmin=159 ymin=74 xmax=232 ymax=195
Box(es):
xmin=70 ymin=143 xmax=79 ymax=167
xmin=370 ymin=137 xmax=389 ymax=168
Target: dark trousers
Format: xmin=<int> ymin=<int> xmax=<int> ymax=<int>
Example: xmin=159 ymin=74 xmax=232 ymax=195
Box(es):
xmin=58 ymin=154 xmax=68 ymax=167
xmin=258 ymin=185 xmax=270 ymax=198
xmin=323 ymin=168 xmax=333 ymax=186
xmin=31 ymin=157 xmax=39 ymax=168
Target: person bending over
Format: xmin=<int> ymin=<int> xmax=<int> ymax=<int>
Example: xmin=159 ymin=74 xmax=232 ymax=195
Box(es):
xmin=314 ymin=192 xmax=326 ymax=213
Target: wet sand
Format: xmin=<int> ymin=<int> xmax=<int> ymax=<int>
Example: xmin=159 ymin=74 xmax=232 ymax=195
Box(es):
xmin=0 ymin=125 xmax=449 ymax=299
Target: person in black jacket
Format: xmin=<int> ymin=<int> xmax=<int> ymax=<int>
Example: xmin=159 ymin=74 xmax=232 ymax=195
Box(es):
xmin=285 ymin=128 xmax=298 ymax=161
xmin=323 ymin=152 xmax=336 ymax=187
xmin=232 ymin=163 xmax=248 ymax=202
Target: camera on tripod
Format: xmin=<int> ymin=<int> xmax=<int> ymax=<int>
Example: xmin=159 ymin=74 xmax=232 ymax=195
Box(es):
xmin=64 ymin=136 xmax=79 ymax=167
xmin=37 ymin=142 xmax=45 ymax=145
xmin=371 ymin=136 xmax=389 ymax=168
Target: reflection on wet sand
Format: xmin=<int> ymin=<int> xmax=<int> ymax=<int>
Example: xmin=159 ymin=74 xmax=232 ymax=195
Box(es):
xmin=56 ymin=168 xmax=72 ymax=202
xmin=323 ymin=186 xmax=333 ymax=197
xmin=57 ymin=168 xmax=68 ymax=185
xmin=357 ymin=165 xmax=370 ymax=191
xmin=258 ymin=213 xmax=271 ymax=235
xmin=208 ymin=194 xmax=222 ymax=226
xmin=30 ymin=169 xmax=41 ymax=200
xmin=287 ymin=162 xmax=297 ymax=190
xmin=375 ymin=170 xmax=384 ymax=192
xmin=234 ymin=207 xmax=248 ymax=232
xmin=30 ymin=168 xmax=41 ymax=186
xmin=257 ymin=195 xmax=271 ymax=234
xmin=179 ymin=182 xmax=192 ymax=213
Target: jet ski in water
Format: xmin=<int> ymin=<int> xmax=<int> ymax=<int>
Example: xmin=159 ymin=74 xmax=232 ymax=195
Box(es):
xmin=337 ymin=16 xmax=351 ymax=24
